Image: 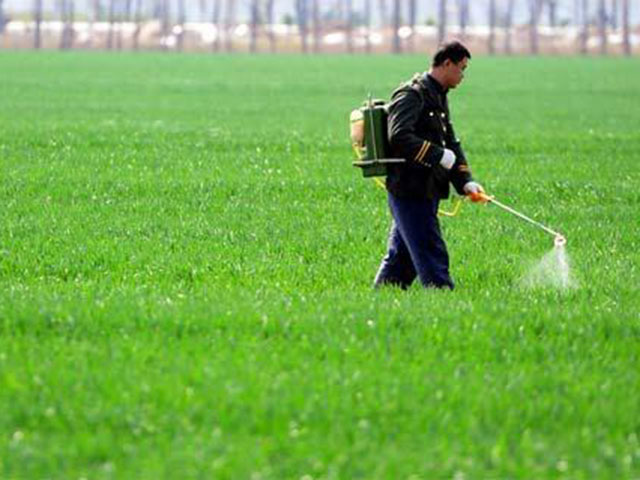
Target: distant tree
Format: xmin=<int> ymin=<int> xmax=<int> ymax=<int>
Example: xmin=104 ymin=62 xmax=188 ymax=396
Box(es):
xmin=364 ymin=0 xmax=372 ymax=53
xmin=163 ymin=0 xmax=172 ymax=51
xmin=132 ymin=0 xmax=143 ymax=49
xmin=152 ymin=0 xmax=160 ymax=20
xmin=211 ymin=0 xmax=222 ymax=52
xmin=407 ymin=0 xmax=417 ymax=52
xmin=59 ymin=0 xmax=75 ymax=50
xmin=375 ymin=0 xmax=386 ymax=50
xmin=224 ymin=0 xmax=235 ymax=52
xmin=107 ymin=0 xmax=116 ymax=49
xmin=123 ymin=0 xmax=134 ymax=49
xmin=438 ymin=0 xmax=446 ymax=45
xmin=58 ymin=0 xmax=64 ymax=48
xmin=0 ymin=0 xmax=5 ymax=36
xmin=504 ymin=0 xmax=516 ymax=54
xmin=378 ymin=0 xmax=387 ymax=27
xmin=610 ymin=0 xmax=618 ymax=29
xmin=312 ymin=0 xmax=321 ymax=53
xmin=345 ymin=0 xmax=353 ymax=53
xmin=125 ymin=0 xmax=133 ymax=35
xmin=598 ymin=0 xmax=607 ymax=54
xmin=391 ymin=0 xmax=401 ymax=53
xmin=528 ymin=0 xmax=543 ymax=54
xmin=58 ymin=0 xmax=66 ymax=49
xmin=116 ymin=0 xmax=124 ymax=50
xmin=67 ymin=0 xmax=75 ymax=48
xmin=295 ymin=0 xmax=308 ymax=53
xmin=265 ymin=0 xmax=276 ymax=52
xmin=33 ymin=0 xmax=43 ymax=48
xmin=176 ymin=0 xmax=186 ymax=51
xmin=547 ymin=0 xmax=558 ymax=28
xmin=88 ymin=0 xmax=99 ymax=48
xmin=199 ymin=0 xmax=207 ymax=20
xmin=580 ymin=0 xmax=589 ymax=54
xmin=621 ymin=0 xmax=630 ymax=54
xmin=249 ymin=0 xmax=258 ymax=52
xmin=457 ymin=0 xmax=469 ymax=38
xmin=488 ymin=0 xmax=496 ymax=54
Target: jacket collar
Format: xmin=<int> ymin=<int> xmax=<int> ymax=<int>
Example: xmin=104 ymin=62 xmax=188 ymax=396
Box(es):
xmin=422 ymin=72 xmax=448 ymax=95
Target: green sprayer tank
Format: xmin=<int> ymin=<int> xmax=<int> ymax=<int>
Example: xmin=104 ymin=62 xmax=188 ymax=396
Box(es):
xmin=350 ymin=95 xmax=404 ymax=177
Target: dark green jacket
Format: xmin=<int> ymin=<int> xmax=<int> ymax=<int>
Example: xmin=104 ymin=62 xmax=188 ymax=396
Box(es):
xmin=385 ymin=73 xmax=473 ymax=199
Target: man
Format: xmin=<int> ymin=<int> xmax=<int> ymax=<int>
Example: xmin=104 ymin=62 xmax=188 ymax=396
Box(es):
xmin=374 ymin=41 xmax=485 ymax=290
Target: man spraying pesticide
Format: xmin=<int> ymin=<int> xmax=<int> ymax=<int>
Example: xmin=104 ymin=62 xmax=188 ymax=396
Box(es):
xmin=350 ymin=41 xmax=566 ymax=290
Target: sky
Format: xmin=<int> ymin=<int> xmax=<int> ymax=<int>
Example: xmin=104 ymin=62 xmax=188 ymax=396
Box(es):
xmin=3 ymin=0 xmax=638 ymax=26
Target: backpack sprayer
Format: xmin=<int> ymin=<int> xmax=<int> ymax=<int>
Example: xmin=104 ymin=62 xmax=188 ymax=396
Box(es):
xmin=350 ymin=94 xmax=566 ymax=247
xmin=350 ymin=94 xmax=404 ymax=177
xmin=350 ymin=93 xmax=464 ymax=216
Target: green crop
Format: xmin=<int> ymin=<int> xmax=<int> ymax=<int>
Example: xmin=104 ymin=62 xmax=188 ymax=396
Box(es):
xmin=0 ymin=52 xmax=638 ymax=479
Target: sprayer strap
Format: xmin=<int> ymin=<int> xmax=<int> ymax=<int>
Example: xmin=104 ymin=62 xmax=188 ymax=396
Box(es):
xmin=370 ymin=178 xmax=464 ymax=218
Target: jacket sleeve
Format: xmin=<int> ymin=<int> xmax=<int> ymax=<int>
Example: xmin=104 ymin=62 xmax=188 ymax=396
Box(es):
xmin=445 ymin=120 xmax=474 ymax=195
xmin=387 ymin=89 xmax=445 ymax=168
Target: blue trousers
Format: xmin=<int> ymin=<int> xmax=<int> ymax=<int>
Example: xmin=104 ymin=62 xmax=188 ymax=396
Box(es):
xmin=374 ymin=193 xmax=454 ymax=290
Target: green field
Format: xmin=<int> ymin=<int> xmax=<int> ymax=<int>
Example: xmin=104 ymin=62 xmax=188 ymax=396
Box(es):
xmin=0 ymin=52 xmax=639 ymax=479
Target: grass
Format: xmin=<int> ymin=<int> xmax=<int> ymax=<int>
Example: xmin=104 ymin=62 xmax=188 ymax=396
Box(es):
xmin=0 ymin=51 xmax=639 ymax=479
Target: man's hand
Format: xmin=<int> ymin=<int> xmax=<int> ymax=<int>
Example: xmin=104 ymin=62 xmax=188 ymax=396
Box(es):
xmin=463 ymin=181 xmax=484 ymax=194
xmin=439 ymin=149 xmax=456 ymax=170
xmin=463 ymin=181 xmax=488 ymax=203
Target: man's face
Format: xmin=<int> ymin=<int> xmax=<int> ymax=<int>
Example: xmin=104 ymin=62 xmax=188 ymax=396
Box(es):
xmin=443 ymin=57 xmax=469 ymax=89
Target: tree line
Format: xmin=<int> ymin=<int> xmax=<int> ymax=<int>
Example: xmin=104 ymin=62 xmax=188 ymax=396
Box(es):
xmin=0 ymin=0 xmax=633 ymax=55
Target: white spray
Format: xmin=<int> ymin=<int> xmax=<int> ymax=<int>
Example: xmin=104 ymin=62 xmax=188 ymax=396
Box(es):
xmin=471 ymin=193 xmax=575 ymax=290
xmin=521 ymin=235 xmax=576 ymax=290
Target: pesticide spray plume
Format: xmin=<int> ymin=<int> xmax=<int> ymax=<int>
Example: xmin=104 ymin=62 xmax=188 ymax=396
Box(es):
xmin=469 ymin=192 xmax=574 ymax=290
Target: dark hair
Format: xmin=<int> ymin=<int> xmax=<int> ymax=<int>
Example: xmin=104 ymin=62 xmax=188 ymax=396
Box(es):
xmin=432 ymin=41 xmax=472 ymax=67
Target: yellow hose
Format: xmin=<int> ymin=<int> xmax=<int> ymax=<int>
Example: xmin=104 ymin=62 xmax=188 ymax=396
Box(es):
xmin=438 ymin=197 xmax=464 ymax=217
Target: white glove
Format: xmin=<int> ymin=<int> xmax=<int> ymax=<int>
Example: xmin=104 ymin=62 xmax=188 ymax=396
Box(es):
xmin=439 ymin=149 xmax=456 ymax=170
xmin=463 ymin=181 xmax=485 ymax=195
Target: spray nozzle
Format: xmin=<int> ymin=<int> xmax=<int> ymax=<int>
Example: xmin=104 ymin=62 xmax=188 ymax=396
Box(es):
xmin=554 ymin=235 xmax=567 ymax=248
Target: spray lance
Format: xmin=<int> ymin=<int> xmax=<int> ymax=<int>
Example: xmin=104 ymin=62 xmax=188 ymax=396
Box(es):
xmin=466 ymin=192 xmax=567 ymax=247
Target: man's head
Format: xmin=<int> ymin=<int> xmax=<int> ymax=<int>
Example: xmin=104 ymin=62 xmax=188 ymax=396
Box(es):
xmin=429 ymin=41 xmax=471 ymax=90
